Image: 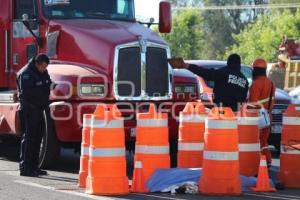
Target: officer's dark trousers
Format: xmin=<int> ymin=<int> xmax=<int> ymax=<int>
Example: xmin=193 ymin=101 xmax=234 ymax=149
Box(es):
xmin=19 ymin=107 xmax=44 ymax=172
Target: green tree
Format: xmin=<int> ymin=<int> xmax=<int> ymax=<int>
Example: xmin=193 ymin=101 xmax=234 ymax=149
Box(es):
xmin=200 ymin=0 xmax=268 ymax=59
xmin=269 ymin=0 xmax=300 ymax=13
xmin=159 ymin=9 xmax=205 ymax=59
xmin=169 ymin=0 xmax=202 ymax=7
xmin=201 ymin=9 xmax=234 ymax=59
xmin=224 ymin=9 xmax=300 ymax=64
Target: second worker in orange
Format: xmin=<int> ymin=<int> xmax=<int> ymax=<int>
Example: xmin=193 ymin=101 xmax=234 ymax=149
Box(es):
xmin=249 ymin=58 xmax=275 ymax=167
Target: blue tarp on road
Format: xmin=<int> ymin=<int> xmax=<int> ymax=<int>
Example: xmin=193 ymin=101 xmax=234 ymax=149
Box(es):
xmin=147 ymin=168 xmax=274 ymax=193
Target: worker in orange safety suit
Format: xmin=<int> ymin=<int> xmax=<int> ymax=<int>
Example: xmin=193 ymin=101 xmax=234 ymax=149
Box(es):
xmin=249 ymin=58 xmax=275 ymax=166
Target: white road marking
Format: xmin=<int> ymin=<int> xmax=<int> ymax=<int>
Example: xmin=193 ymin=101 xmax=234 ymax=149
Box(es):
xmin=245 ymin=192 xmax=300 ymax=200
xmin=132 ymin=193 xmax=186 ymax=200
xmin=14 ymin=180 xmax=188 ymax=200
xmin=262 ymin=193 xmax=300 ymax=199
xmin=14 ymin=180 xmax=116 ymax=200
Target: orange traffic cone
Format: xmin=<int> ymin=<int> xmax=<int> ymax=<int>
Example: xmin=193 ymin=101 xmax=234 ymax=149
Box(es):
xmin=252 ymin=155 xmax=276 ymax=192
xmin=78 ymin=114 xmax=92 ymax=188
xmin=131 ymin=160 xmax=144 ymax=192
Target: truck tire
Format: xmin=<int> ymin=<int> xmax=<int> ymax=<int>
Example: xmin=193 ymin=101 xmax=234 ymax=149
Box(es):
xmin=38 ymin=109 xmax=61 ymax=169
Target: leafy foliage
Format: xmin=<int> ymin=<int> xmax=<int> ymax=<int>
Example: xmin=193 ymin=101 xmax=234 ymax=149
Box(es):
xmin=158 ymin=1 xmax=300 ymax=63
xmin=169 ymin=0 xmax=202 ymax=7
xmin=224 ymin=9 xmax=300 ymax=64
xmin=159 ymin=9 xmax=205 ymax=59
xmin=201 ymin=0 xmax=269 ymax=59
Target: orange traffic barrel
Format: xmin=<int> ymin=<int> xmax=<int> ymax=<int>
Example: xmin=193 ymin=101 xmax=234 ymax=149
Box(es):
xmin=237 ymin=106 xmax=260 ymax=176
xmin=79 ymin=114 xmax=93 ymax=188
xmin=279 ymin=104 xmax=300 ymax=188
xmin=132 ymin=104 xmax=170 ymax=193
xmin=177 ymin=102 xmax=207 ymax=168
xmin=86 ymin=104 xmax=129 ymax=195
xmin=199 ymin=107 xmax=241 ymax=195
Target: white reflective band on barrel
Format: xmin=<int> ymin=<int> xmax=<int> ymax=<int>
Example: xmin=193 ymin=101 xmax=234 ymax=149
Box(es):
xmin=206 ymin=119 xmax=237 ymax=129
xmin=135 ymin=145 xmax=169 ymax=154
xmin=237 ymin=117 xmax=259 ymax=125
xmin=178 ymin=143 xmax=204 ymax=151
xmin=239 ymin=143 xmax=260 ymax=152
xmin=134 ymin=161 xmax=142 ymax=169
xmin=81 ymin=147 xmax=89 ymax=156
xmin=260 ymin=159 xmax=267 ymax=167
xmin=137 ymin=119 xmax=168 ymax=127
xmin=179 ymin=114 xmax=207 ymax=123
xmin=89 ymin=147 xmax=125 ymax=157
xmin=91 ymin=119 xmax=124 ymax=128
xmin=204 ymin=151 xmax=238 ymax=161
xmin=281 ymin=145 xmax=300 ymax=155
xmin=83 ymin=118 xmax=92 ymax=128
xmin=283 ymin=117 xmax=300 ymax=125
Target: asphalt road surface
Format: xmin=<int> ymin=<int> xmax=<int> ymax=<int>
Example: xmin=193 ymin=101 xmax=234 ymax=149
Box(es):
xmin=0 ymin=137 xmax=300 ymax=200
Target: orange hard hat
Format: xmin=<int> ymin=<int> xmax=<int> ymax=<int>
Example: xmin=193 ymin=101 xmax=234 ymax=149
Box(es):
xmin=252 ymin=58 xmax=267 ymax=69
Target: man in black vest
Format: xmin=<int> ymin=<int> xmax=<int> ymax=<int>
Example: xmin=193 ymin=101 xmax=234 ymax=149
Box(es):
xmin=168 ymin=54 xmax=249 ymax=112
xmin=17 ymin=54 xmax=52 ymax=177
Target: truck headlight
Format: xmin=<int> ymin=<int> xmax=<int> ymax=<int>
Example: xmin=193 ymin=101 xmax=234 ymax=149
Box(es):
xmin=175 ymin=86 xmax=183 ymax=93
xmin=184 ymin=86 xmax=196 ymax=93
xmin=175 ymin=85 xmax=196 ymax=94
xmin=79 ymin=84 xmax=105 ymax=96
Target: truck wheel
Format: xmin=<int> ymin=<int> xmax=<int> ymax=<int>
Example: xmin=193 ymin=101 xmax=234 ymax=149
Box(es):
xmin=38 ymin=109 xmax=61 ymax=169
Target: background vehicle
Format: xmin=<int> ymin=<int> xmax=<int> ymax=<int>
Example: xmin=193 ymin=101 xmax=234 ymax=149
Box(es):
xmin=0 ymin=0 xmax=198 ymax=167
xmin=186 ymin=60 xmax=291 ymax=151
xmin=289 ymin=86 xmax=300 ymax=103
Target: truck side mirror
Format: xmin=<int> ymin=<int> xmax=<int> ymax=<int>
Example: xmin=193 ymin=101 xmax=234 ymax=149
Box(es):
xmin=22 ymin=14 xmax=30 ymax=26
xmin=22 ymin=13 xmax=42 ymax=46
xmin=159 ymin=1 xmax=172 ymax=33
xmin=22 ymin=14 xmax=39 ymax=30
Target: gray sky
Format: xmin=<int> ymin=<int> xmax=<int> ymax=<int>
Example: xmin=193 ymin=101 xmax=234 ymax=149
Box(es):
xmin=135 ymin=0 xmax=161 ymax=22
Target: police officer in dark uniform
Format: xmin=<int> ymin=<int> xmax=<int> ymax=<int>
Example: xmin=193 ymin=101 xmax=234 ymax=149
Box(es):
xmin=17 ymin=54 xmax=52 ymax=177
xmin=168 ymin=54 xmax=249 ymax=112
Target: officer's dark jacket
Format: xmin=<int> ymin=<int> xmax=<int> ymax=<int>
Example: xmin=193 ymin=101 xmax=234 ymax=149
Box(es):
xmin=188 ymin=64 xmax=249 ymax=111
xmin=17 ymin=59 xmax=52 ymax=110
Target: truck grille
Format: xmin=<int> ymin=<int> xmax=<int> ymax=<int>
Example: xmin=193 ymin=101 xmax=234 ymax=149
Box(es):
xmin=271 ymin=104 xmax=288 ymax=123
xmin=146 ymin=47 xmax=169 ymax=96
xmin=117 ymin=47 xmax=141 ymax=97
xmin=115 ymin=44 xmax=170 ymax=100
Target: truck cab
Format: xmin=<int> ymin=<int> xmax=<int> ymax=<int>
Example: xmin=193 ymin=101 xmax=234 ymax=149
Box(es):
xmin=0 ymin=0 xmax=198 ymax=167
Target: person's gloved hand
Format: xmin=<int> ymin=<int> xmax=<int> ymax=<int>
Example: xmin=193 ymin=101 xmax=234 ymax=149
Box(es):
xmin=168 ymin=57 xmax=189 ymax=69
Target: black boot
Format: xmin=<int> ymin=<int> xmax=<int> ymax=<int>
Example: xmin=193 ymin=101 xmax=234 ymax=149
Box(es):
xmin=20 ymin=170 xmax=39 ymax=177
xmin=34 ymin=168 xmax=48 ymax=176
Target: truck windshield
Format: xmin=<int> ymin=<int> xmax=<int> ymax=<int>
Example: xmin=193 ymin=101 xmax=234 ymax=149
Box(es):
xmin=42 ymin=0 xmax=135 ymax=21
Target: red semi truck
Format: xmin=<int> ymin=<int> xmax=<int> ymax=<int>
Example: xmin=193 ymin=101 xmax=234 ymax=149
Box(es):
xmin=0 ymin=0 xmax=199 ymax=167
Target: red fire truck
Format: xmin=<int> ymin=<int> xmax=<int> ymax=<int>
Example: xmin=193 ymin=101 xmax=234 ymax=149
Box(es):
xmin=0 ymin=0 xmax=198 ymax=167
